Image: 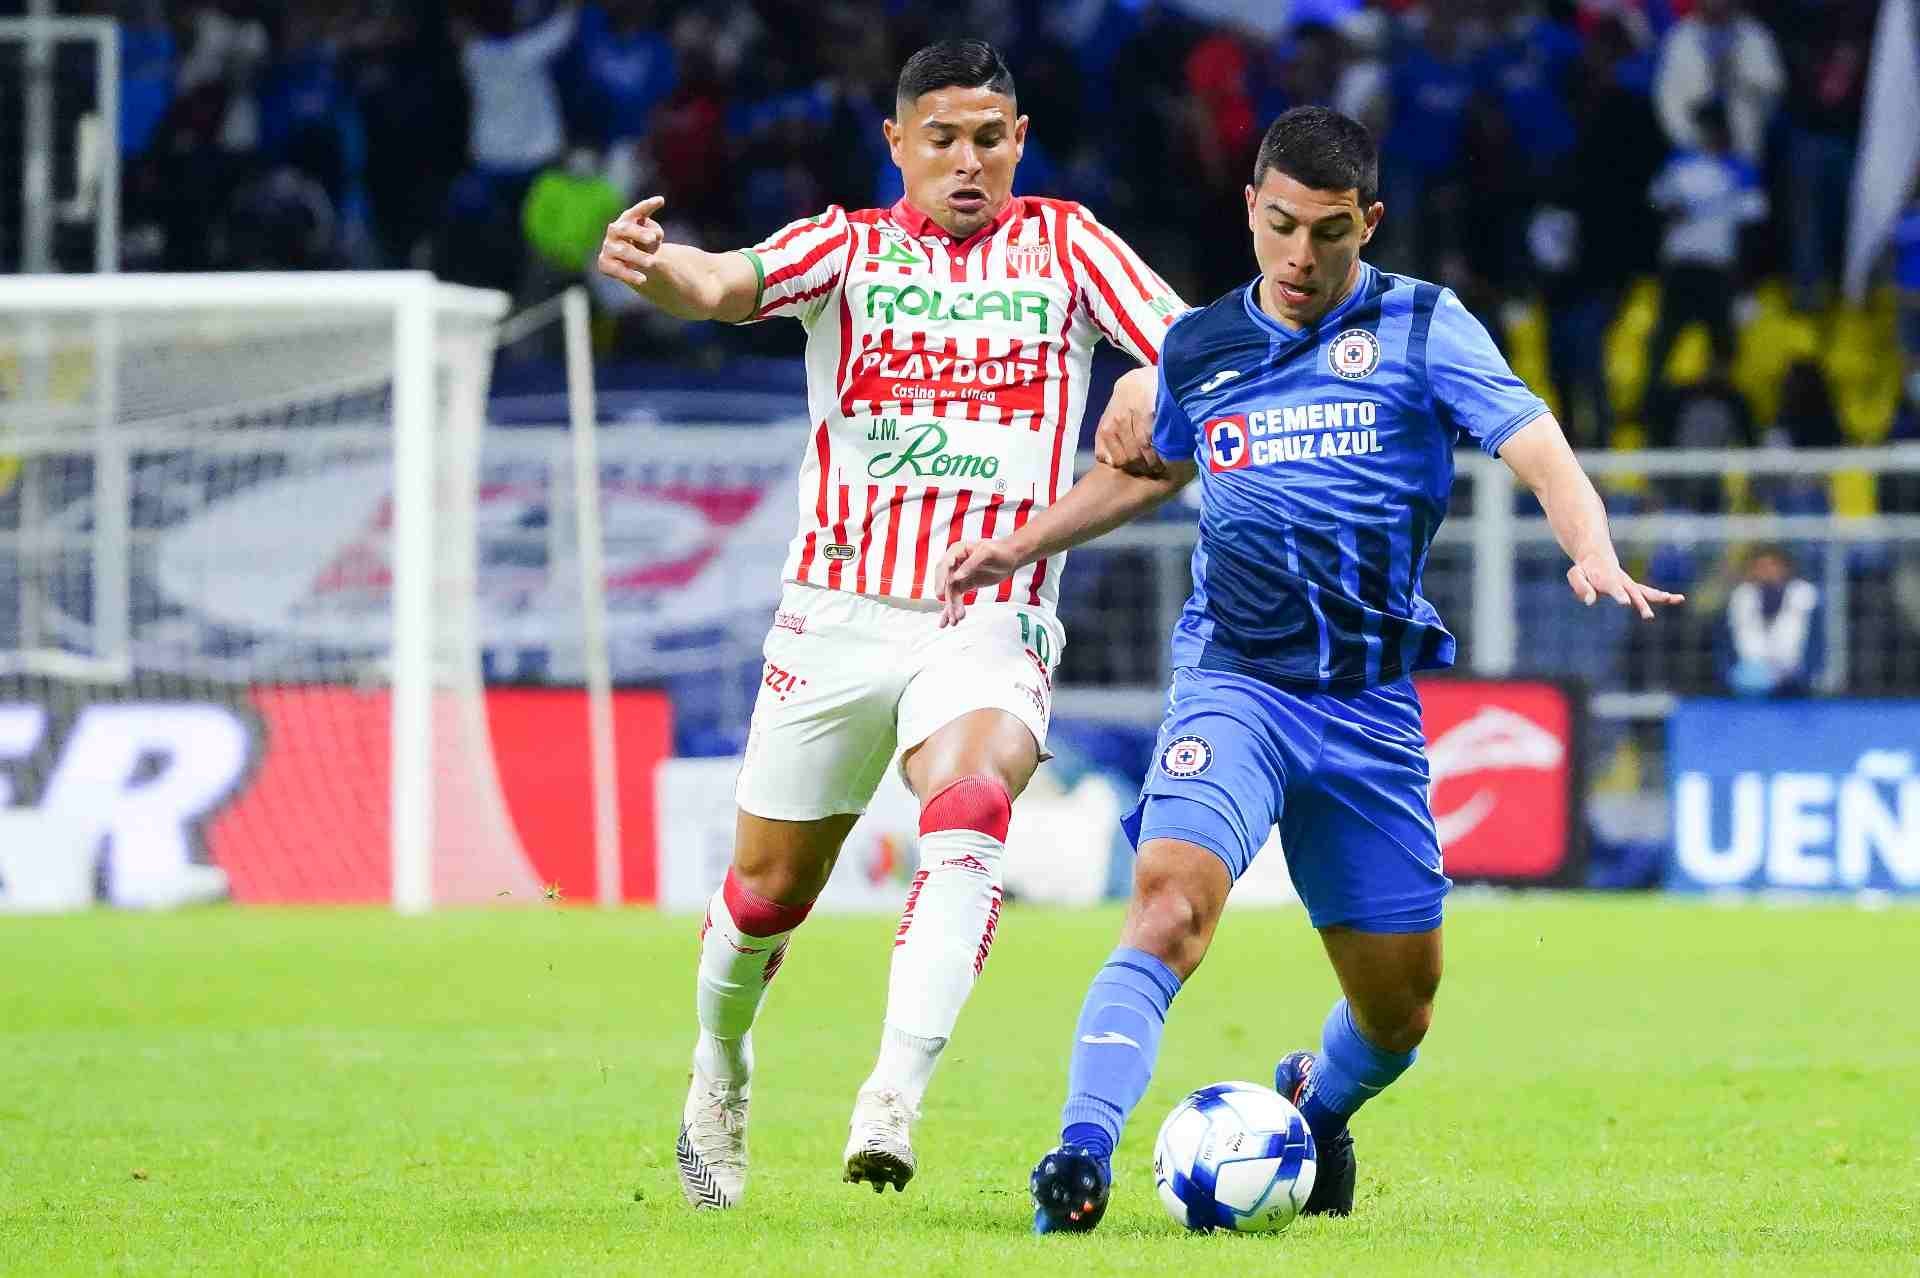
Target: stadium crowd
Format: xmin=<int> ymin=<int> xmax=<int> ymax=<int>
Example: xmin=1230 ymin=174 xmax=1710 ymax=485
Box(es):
xmin=26 ymin=0 xmax=1914 ymax=446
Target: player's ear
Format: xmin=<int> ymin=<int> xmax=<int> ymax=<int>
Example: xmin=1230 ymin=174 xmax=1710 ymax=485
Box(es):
xmin=1013 ymin=114 xmax=1029 ymax=161
xmin=883 ymin=114 xmax=904 ymax=168
xmin=1244 ymin=185 xmax=1257 ymax=230
xmin=1360 ymin=201 xmax=1385 ymax=245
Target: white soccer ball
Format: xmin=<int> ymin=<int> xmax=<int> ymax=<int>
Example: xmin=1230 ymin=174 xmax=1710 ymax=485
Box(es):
xmin=1152 ymin=1081 xmax=1317 ymax=1233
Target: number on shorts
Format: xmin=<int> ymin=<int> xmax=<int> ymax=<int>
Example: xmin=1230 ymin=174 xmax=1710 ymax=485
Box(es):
xmin=1017 ymin=611 xmax=1052 ymax=665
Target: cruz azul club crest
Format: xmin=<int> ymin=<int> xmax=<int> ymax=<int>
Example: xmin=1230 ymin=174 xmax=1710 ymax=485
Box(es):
xmin=1006 ymin=241 xmax=1052 ymax=276
xmin=1161 ymin=735 xmax=1214 ymax=778
xmin=1328 ymin=328 xmax=1381 ymax=380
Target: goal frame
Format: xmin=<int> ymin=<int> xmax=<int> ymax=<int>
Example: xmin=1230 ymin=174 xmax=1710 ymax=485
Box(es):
xmin=0 ymin=272 xmax=509 ymax=913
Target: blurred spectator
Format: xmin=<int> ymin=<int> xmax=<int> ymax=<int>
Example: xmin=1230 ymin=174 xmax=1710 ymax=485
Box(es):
xmin=1753 ymin=358 xmax=1839 ymax=515
xmin=647 ymin=47 xmax=733 ymax=231
xmin=352 ymin=4 xmax=468 ymax=268
xmin=1643 ymin=103 xmax=1765 ymax=391
xmin=522 ymin=149 xmax=627 ymax=273
xmin=1330 ymin=5 xmax=1390 ymax=137
xmin=1717 ymin=543 xmax=1823 ymax=697
xmin=1897 ymin=192 xmax=1920 ymax=419
xmin=1777 ymin=0 xmax=1871 ymax=311
xmin=1479 ymin=0 xmax=1583 ymax=186
xmin=445 ymin=0 xmax=580 ymax=290
xmin=458 ymin=0 xmax=576 ymax=176
xmin=1534 ymin=15 xmax=1664 ymax=446
xmin=1645 ymin=370 xmax=1754 ymax=509
xmin=224 ymin=158 xmax=337 ymax=269
xmin=127 ymin=3 xmax=265 ymax=269
xmin=1379 ymin=4 xmax=1478 ymax=273
xmin=175 ymin=1 xmax=271 ymax=153
xmin=116 ymin=0 xmax=177 ymax=161
xmin=1652 ymin=0 xmax=1783 ymax=164
xmin=1765 ymin=357 xmax=1843 ymax=451
xmin=565 ymin=0 xmax=678 ymax=147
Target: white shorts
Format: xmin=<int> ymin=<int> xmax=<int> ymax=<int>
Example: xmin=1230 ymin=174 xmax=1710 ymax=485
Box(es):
xmin=735 ymin=582 xmax=1064 ymax=821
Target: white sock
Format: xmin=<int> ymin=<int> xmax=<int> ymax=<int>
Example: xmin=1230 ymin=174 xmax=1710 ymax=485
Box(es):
xmin=693 ymin=888 xmax=798 ymax=1089
xmin=863 ymin=828 xmax=1005 ymax=1102
xmin=863 ymin=1025 xmax=944 ymax=1103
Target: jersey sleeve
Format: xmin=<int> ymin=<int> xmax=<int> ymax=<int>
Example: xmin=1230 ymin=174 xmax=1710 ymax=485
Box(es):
xmin=1150 ymin=356 xmax=1200 ymax=462
xmin=1066 ymin=206 xmax=1187 ymax=365
xmin=1424 ymin=288 xmax=1550 ymax=456
xmin=735 ymin=207 xmax=854 ymax=327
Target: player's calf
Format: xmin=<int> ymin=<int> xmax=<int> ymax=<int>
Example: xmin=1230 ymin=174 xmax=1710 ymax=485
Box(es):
xmin=847 ymin=772 xmax=1012 ymax=1190
xmin=1273 ymin=995 xmax=1428 ymax=1218
xmin=681 ymin=844 xmax=827 ymax=1210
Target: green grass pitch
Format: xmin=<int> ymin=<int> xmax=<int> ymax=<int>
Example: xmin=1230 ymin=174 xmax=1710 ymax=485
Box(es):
xmin=3 ymin=897 xmax=1917 ymax=1274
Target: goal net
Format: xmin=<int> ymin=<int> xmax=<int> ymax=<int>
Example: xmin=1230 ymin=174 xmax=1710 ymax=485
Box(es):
xmin=0 ymin=272 xmax=586 ymax=913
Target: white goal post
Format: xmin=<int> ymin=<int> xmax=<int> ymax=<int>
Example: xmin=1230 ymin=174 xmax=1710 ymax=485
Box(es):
xmin=0 ymin=273 xmax=615 ymax=914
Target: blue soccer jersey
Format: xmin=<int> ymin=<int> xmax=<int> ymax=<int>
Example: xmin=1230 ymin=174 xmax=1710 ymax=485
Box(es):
xmin=1151 ymin=265 xmax=1547 ymax=691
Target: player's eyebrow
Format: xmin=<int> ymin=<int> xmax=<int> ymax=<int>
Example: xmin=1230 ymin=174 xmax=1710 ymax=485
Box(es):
xmin=921 ymin=115 xmax=1007 ymax=133
xmin=1262 ymin=201 xmax=1357 ymax=227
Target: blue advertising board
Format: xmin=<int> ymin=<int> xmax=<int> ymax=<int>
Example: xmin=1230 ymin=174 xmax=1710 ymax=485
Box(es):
xmin=1668 ymin=700 xmax=1920 ymax=893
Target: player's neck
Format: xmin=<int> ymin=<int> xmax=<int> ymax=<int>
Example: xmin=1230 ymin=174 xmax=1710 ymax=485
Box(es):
xmin=1258 ymin=260 xmax=1364 ymax=332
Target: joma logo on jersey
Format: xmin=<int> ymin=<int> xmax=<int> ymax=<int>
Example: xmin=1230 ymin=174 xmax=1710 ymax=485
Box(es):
xmin=867 ymin=423 xmax=1001 ymax=481
xmin=865 ymin=284 xmax=1052 ymax=332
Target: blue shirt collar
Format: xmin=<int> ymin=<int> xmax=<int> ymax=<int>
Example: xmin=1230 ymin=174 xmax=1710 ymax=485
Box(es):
xmin=1240 ymin=260 xmax=1377 ymax=342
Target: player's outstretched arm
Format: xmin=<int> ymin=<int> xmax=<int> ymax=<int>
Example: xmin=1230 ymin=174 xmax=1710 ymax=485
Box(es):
xmin=1498 ymin=413 xmax=1686 ymax=621
xmin=936 ymin=459 xmax=1196 ymax=626
xmin=596 ymin=196 xmax=760 ymax=323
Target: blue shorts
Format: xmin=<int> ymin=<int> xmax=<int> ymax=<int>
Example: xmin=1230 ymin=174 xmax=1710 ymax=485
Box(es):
xmin=1121 ymin=667 xmax=1450 ymax=933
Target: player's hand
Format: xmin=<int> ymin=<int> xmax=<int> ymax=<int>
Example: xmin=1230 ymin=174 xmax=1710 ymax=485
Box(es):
xmin=934 ymin=539 xmax=1021 ymax=627
xmin=597 ymin=195 xmax=667 ymax=291
xmin=1567 ymin=554 xmax=1686 ymax=620
xmin=1093 ymin=366 xmax=1165 ymax=478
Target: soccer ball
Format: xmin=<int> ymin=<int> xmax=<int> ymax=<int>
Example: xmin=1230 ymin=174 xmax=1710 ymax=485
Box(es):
xmin=1152 ymin=1081 xmax=1317 ymax=1233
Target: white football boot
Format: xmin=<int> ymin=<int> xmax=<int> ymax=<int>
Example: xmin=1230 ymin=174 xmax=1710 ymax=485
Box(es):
xmin=842 ymin=1087 xmax=918 ymax=1193
xmin=677 ymin=1050 xmax=750 ymax=1209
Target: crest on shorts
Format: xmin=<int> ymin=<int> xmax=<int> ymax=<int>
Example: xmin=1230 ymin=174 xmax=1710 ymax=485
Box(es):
xmin=1328 ymin=328 xmax=1380 ymax=380
xmin=1161 ymin=735 xmax=1213 ymax=778
xmin=1006 ymin=241 xmax=1052 ymax=277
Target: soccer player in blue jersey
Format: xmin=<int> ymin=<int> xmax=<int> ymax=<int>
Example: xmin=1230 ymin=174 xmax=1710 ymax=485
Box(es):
xmin=936 ymin=106 xmax=1684 ymax=1232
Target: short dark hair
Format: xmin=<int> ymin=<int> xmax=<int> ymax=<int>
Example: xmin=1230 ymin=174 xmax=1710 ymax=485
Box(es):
xmin=1252 ymin=107 xmax=1378 ymax=206
xmin=896 ymin=40 xmax=1016 ymax=110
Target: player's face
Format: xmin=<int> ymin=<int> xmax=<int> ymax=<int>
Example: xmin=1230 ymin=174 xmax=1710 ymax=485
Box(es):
xmin=884 ymin=87 xmax=1028 ymax=239
xmin=1245 ymin=169 xmax=1383 ymax=330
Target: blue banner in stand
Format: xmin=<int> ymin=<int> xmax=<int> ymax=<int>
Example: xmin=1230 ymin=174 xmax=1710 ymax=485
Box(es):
xmin=1667 ymin=700 xmax=1920 ymax=893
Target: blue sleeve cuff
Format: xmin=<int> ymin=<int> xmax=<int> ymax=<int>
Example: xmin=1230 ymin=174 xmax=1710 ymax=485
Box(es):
xmin=1478 ymin=400 xmax=1551 ymax=457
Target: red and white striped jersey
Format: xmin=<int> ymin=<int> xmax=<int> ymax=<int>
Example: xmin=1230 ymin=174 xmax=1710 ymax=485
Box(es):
xmin=738 ymin=196 xmax=1184 ymax=613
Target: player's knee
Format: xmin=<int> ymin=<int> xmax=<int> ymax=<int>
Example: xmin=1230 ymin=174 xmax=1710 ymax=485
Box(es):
xmin=1124 ymin=870 xmax=1218 ymax=980
xmin=1379 ymin=998 xmax=1435 ymax=1054
xmin=918 ymin=773 xmax=1012 ymax=842
xmin=731 ymin=812 xmax=851 ymax=907
xmin=1358 ymin=976 xmax=1439 ymax=1054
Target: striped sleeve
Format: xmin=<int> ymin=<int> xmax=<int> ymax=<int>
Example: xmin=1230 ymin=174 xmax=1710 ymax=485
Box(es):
xmin=1066 ymin=206 xmax=1187 ymax=365
xmin=735 ymin=206 xmax=854 ymax=328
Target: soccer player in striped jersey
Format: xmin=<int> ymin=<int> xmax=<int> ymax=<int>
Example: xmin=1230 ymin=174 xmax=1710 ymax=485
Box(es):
xmin=597 ymin=40 xmax=1184 ymax=1209
xmin=937 ymin=107 xmax=1685 ymax=1231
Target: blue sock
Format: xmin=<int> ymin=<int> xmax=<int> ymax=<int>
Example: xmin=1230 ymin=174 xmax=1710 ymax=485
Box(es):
xmin=1058 ymin=946 xmax=1182 ymax=1160
xmin=1297 ymin=998 xmax=1417 ymax=1148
